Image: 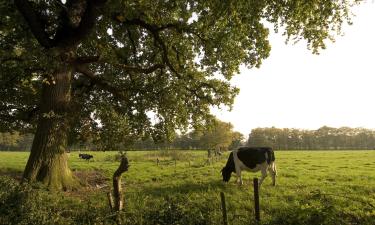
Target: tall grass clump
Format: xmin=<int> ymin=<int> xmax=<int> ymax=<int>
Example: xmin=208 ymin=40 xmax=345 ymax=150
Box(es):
xmin=0 ymin=176 xmax=111 ymax=225
xmin=0 ymin=176 xmax=72 ymax=225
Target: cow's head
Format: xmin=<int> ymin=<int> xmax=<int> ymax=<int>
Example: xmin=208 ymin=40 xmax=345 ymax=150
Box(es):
xmin=221 ymin=166 xmax=232 ymax=182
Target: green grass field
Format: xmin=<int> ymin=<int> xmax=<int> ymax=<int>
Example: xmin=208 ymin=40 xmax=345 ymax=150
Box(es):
xmin=1 ymin=150 xmax=375 ymax=225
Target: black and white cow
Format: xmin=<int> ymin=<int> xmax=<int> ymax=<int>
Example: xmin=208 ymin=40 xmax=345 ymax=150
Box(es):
xmin=221 ymin=147 xmax=277 ymax=186
xmin=79 ymin=153 xmax=93 ymax=161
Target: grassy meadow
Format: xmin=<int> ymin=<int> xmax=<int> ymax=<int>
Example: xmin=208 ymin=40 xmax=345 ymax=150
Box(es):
xmin=0 ymin=150 xmax=375 ymax=225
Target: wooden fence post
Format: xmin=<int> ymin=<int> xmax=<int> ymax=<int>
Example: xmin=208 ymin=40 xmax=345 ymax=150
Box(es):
xmin=113 ymin=154 xmax=129 ymax=211
xmin=220 ymin=192 xmax=228 ymax=225
xmin=253 ymin=178 xmax=260 ymax=222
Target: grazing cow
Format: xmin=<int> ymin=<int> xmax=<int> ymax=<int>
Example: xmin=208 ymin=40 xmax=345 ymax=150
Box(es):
xmin=79 ymin=153 xmax=93 ymax=161
xmin=221 ymin=147 xmax=277 ymax=186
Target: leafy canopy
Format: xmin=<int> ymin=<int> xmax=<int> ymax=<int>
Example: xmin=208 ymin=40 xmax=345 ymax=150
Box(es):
xmin=0 ymin=0 xmax=357 ymax=146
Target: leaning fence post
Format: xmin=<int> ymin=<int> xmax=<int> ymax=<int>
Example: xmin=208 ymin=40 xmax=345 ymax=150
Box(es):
xmin=253 ymin=178 xmax=260 ymax=222
xmin=113 ymin=154 xmax=129 ymax=211
xmin=220 ymin=192 xmax=228 ymax=225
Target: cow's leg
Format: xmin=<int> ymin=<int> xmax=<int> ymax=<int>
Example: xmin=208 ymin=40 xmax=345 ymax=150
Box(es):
xmin=259 ymin=165 xmax=268 ymax=187
xmin=235 ymin=167 xmax=243 ymax=185
xmin=233 ymin=152 xmax=243 ymax=185
xmin=234 ymin=163 xmax=243 ymax=185
xmin=268 ymin=162 xmax=277 ymax=186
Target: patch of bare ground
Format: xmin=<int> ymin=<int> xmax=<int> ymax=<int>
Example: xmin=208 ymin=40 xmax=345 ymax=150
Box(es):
xmin=65 ymin=170 xmax=111 ymax=198
xmin=0 ymin=168 xmax=112 ymax=202
xmin=74 ymin=170 xmax=109 ymax=189
xmin=0 ymin=169 xmax=110 ymax=193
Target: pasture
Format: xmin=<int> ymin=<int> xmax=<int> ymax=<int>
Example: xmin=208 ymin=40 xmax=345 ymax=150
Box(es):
xmin=1 ymin=150 xmax=375 ymax=225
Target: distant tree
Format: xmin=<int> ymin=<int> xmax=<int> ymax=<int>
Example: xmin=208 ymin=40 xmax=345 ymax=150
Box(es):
xmin=17 ymin=133 xmax=34 ymax=151
xmin=247 ymin=126 xmax=375 ymax=150
xmin=200 ymin=119 xmax=234 ymax=150
xmin=248 ymin=128 xmax=270 ymax=147
xmin=0 ymin=0 xmax=358 ymax=189
xmin=132 ymin=137 xmax=155 ymax=150
xmin=228 ymin=131 xmax=245 ymax=150
xmin=0 ymin=132 xmax=21 ymax=150
xmin=189 ymin=129 xmax=204 ymax=149
xmin=172 ymin=134 xmax=193 ymax=149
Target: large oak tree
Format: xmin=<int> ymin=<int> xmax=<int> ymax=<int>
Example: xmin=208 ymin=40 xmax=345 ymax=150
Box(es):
xmin=0 ymin=0 xmax=358 ymax=189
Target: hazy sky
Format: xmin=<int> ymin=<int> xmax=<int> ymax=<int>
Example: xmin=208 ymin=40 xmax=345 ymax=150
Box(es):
xmin=213 ymin=2 xmax=375 ymax=136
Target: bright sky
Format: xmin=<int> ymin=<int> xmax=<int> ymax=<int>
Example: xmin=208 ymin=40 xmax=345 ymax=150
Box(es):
xmin=213 ymin=2 xmax=375 ymax=136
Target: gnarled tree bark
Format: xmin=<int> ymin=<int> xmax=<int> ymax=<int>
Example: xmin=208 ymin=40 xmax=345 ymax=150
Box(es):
xmin=23 ymin=63 xmax=78 ymax=190
xmin=15 ymin=0 xmax=106 ymax=190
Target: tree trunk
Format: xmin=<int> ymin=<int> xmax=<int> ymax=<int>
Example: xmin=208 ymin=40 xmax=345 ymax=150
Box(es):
xmin=23 ymin=63 xmax=77 ymax=190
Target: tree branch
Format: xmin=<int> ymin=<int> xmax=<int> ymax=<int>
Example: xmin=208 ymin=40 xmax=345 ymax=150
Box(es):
xmin=113 ymin=63 xmax=164 ymax=74
xmin=126 ymin=27 xmax=138 ymax=60
xmin=113 ymin=16 xmax=216 ymax=104
xmin=114 ymin=17 xmax=180 ymax=76
xmin=75 ymin=65 xmax=128 ymax=100
xmin=16 ymin=0 xmax=106 ymax=49
xmin=0 ymin=106 xmax=39 ymax=123
xmin=53 ymin=0 xmax=106 ymax=48
xmin=75 ymin=55 xmax=100 ymax=64
xmin=74 ymin=55 xmax=164 ymax=74
xmin=118 ymin=16 xmax=208 ymax=43
xmin=14 ymin=0 xmax=54 ymax=48
xmin=2 ymin=67 xmax=45 ymax=87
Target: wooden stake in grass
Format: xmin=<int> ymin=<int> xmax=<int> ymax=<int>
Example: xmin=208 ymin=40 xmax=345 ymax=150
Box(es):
xmin=220 ymin=192 xmax=228 ymax=225
xmin=112 ymin=153 xmax=129 ymax=211
xmin=253 ymin=178 xmax=260 ymax=222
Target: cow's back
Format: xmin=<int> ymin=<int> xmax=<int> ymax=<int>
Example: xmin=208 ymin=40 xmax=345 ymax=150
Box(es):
xmin=237 ymin=147 xmax=274 ymax=169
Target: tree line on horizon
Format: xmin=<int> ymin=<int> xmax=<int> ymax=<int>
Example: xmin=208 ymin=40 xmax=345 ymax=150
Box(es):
xmin=248 ymin=126 xmax=375 ymax=150
xmin=2 ymin=125 xmax=375 ymax=151
xmin=0 ymin=119 xmax=245 ymax=151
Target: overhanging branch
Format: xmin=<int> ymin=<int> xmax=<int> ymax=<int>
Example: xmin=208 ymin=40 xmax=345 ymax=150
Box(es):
xmin=114 ymin=17 xmax=181 ymax=76
xmin=74 ymin=55 xmax=164 ymax=74
xmin=75 ymin=65 xmax=128 ymax=100
xmin=75 ymin=55 xmax=101 ymax=64
xmin=0 ymin=106 xmax=39 ymax=123
xmin=113 ymin=63 xmax=164 ymax=74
